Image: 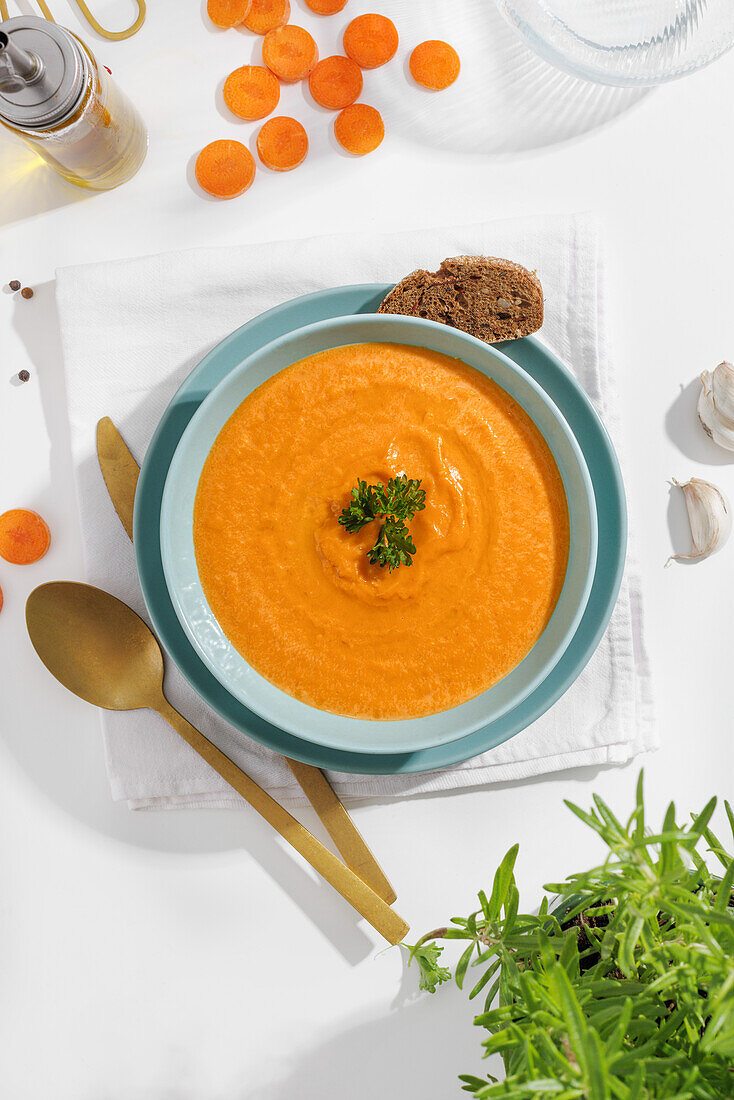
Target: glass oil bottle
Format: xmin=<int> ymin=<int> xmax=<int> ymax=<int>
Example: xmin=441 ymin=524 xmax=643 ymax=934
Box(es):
xmin=0 ymin=15 xmax=147 ymax=190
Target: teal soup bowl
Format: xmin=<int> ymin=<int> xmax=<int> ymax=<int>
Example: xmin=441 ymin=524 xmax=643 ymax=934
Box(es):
xmin=160 ymin=314 xmax=598 ymax=754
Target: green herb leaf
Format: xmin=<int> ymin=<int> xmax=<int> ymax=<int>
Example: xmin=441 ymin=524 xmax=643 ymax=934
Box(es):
xmin=339 ymin=475 xmax=426 ymax=571
xmin=488 ymin=844 xmax=520 ymax=920
xmin=405 ymin=941 xmax=451 ymax=994
xmin=403 ymin=771 xmax=734 ymax=1098
xmin=337 ymin=479 xmax=379 ymax=533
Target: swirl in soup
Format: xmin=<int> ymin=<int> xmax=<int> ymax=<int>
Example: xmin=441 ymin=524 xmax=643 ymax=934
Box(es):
xmin=193 ymin=342 xmax=569 ymax=719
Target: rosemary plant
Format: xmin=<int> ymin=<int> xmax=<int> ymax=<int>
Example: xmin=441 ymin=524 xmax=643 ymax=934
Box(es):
xmin=407 ymin=773 xmax=734 ymax=1099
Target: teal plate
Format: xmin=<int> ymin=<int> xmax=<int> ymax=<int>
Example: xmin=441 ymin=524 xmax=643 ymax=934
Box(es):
xmin=161 ymin=314 xmax=597 ymax=754
xmin=134 ymin=285 xmax=627 ymax=775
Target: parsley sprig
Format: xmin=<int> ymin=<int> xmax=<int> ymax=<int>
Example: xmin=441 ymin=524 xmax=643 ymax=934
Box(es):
xmin=339 ymin=474 xmax=427 ymax=572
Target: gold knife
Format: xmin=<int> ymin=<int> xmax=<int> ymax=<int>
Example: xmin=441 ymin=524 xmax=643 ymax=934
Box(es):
xmin=97 ymin=416 xmax=138 ymax=541
xmin=96 ymin=417 xmax=397 ymax=905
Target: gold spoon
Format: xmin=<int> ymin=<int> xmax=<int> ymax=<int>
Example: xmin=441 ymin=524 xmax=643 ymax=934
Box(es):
xmin=25 ymin=581 xmax=409 ymax=945
xmin=95 ymin=416 xmax=396 ymax=904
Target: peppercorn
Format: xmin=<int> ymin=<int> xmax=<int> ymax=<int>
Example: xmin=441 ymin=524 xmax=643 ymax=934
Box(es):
xmin=20 ymin=287 xmax=34 ymax=300
xmin=18 ymin=370 xmax=30 ymax=383
xmin=8 ymin=280 xmax=20 ymax=292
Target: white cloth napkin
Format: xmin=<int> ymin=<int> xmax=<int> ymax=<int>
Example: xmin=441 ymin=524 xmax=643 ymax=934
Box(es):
xmin=56 ymin=213 xmax=657 ymax=809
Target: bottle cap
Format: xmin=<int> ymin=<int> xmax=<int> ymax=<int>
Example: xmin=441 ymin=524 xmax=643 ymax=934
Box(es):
xmin=0 ymin=16 xmax=86 ymax=130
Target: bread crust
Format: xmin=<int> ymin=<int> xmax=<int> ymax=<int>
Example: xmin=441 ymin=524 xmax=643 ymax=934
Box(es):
xmin=377 ymin=255 xmax=543 ymax=343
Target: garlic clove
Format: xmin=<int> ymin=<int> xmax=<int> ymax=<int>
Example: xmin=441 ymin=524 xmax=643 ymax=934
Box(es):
xmin=709 ymin=360 xmax=734 ymax=423
xmin=697 ymin=361 xmax=734 ymax=451
xmin=668 ymin=477 xmax=732 ymax=564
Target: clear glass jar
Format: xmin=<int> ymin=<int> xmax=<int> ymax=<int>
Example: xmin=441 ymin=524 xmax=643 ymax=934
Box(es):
xmin=495 ymin=0 xmax=734 ymax=86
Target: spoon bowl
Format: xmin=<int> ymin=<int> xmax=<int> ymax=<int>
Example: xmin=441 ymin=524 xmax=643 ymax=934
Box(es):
xmin=26 ymin=581 xmax=163 ymax=711
xmin=24 ymin=580 xmax=408 ymax=943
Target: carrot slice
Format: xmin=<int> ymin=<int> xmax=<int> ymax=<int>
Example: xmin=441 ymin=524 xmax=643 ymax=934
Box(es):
xmin=409 ymin=40 xmax=460 ymax=90
xmin=305 ymin=0 xmax=347 ymax=12
xmin=343 ymin=14 xmax=398 ymax=69
xmin=257 ymin=116 xmax=309 ymax=170
xmin=0 ymin=509 xmax=50 ymax=565
xmin=0 ymin=583 xmax=3 ymax=614
xmin=263 ymin=25 xmax=319 ymax=82
xmin=223 ymin=65 xmax=280 ymax=120
xmin=334 ymin=103 xmax=384 ymax=155
xmin=308 ymin=55 xmax=362 ymax=110
xmin=195 ymin=140 xmax=256 ymax=198
xmin=207 ymin=0 xmax=251 ymax=28
xmin=243 ymin=0 xmax=290 ymax=34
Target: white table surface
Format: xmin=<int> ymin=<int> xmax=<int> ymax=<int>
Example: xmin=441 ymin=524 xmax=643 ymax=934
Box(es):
xmin=1 ymin=2 xmax=733 ymax=1096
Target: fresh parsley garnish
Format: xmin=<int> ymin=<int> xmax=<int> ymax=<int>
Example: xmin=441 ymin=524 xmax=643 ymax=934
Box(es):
xmin=338 ymin=474 xmax=426 ymax=572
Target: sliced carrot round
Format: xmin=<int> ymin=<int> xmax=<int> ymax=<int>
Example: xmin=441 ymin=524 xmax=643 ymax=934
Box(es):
xmin=0 ymin=509 xmax=50 ymax=565
xmin=195 ymin=140 xmax=256 ymax=198
xmin=207 ymin=0 xmax=252 ymax=28
xmin=305 ymin=0 xmax=347 ymax=12
xmin=243 ymin=0 xmax=290 ymax=34
xmin=262 ymin=25 xmax=318 ymax=82
xmin=308 ymin=55 xmax=362 ymax=110
xmin=0 ymin=584 xmax=4 ymax=614
xmin=409 ymin=40 xmax=460 ymax=90
xmin=223 ymin=65 xmax=280 ymax=120
xmin=257 ymin=116 xmax=309 ymax=170
xmin=334 ymin=103 xmax=384 ymax=155
xmin=343 ymin=14 xmax=398 ymax=69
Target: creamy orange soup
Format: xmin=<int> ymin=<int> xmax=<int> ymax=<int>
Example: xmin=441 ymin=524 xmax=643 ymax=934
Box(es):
xmin=194 ymin=343 xmax=569 ymax=720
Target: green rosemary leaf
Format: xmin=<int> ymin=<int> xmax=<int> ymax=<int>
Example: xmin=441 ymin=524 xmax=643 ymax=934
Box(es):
xmin=456 ymin=943 xmax=477 ymax=990
xmin=487 ymin=844 xmax=520 ymax=920
xmin=714 ymin=861 xmax=734 ymax=911
xmin=403 ymin=770 xmax=734 ymax=1097
xmin=725 ymin=800 xmax=734 ymax=845
xmin=458 ymin=1074 xmax=496 ymax=1093
xmin=468 ymin=958 xmax=502 ymax=1002
xmin=617 ymin=916 xmax=644 ymax=978
xmin=481 ymin=974 xmax=502 ymax=1014
xmin=686 ymin=796 xmax=718 ymax=847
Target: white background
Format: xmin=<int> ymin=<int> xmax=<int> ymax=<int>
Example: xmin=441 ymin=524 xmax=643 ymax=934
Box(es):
xmin=1 ymin=1 xmax=733 ymax=1096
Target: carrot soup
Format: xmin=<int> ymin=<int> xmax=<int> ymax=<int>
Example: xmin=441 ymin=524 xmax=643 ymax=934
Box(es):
xmin=193 ymin=342 xmax=569 ymax=720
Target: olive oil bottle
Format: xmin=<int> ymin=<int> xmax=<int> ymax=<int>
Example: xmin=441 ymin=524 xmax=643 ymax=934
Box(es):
xmin=0 ymin=16 xmax=147 ymax=190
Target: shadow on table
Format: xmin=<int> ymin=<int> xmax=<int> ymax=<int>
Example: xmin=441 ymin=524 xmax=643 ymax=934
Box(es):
xmin=248 ymin=981 xmax=496 ymax=1100
xmin=88 ymin=976 xmax=492 ymax=1100
xmin=664 ymin=380 xmax=734 ymax=562
xmin=665 ymin=379 xmax=734 ymax=466
xmin=2 ymin=278 xmax=611 ymax=963
xmin=0 ymin=134 xmax=94 ymax=229
xmin=3 ymin=279 xmax=384 ymax=961
xmin=378 ymin=0 xmax=649 ymax=157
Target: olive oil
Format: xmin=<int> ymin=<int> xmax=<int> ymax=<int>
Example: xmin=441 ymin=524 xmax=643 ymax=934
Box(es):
xmin=0 ymin=16 xmax=147 ymax=190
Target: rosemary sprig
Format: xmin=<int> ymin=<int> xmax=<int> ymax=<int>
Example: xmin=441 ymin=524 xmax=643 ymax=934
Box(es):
xmin=406 ymin=771 xmax=734 ymax=1099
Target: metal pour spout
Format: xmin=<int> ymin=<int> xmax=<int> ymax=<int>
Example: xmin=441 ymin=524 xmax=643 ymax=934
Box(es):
xmin=0 ymin=29 xmax=43 ymax=92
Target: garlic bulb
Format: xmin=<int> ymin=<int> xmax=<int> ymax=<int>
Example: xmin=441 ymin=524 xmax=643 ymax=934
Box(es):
xmin=668 ymin=477 xmax=732 ymax=564
xmin=698 ymin=361 xmax=734 ymax=451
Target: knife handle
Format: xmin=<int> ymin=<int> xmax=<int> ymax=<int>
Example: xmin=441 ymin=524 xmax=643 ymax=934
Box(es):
xmin=97 ymin=415 xmax=399 ymax=908
xmin=155 ymin=695 xmax=409 ymax=944
xmin=285 ymin=758 xmax=396 ymax=904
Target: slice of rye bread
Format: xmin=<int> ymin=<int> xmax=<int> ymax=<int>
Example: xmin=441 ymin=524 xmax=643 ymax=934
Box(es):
xmin=377 ymin=256 xmax=543 ymax=343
